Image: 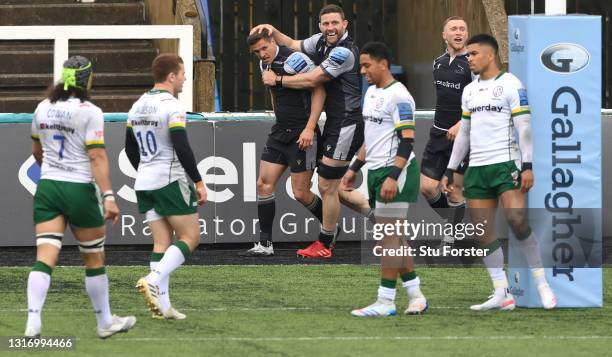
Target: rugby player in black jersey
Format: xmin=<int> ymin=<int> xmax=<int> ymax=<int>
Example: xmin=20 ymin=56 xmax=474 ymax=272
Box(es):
xmin=251 ymin=5 xmax=364 ymax=258
xmin=420 ymin=16 xmax=472 ymax=245
xmin=239 ymin=29 xmax=326 ymax=256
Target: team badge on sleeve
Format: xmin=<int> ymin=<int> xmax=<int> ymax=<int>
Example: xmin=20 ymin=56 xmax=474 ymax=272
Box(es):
xmin=518 ymin=88 xmax=529 ymax=106
xmin=284 ymin=53 xmax=314 ymax=74
xmin=329 ymin=47 xmax=350 ymax=65
xmin=397 ymin=102 xmax=414 ymax=120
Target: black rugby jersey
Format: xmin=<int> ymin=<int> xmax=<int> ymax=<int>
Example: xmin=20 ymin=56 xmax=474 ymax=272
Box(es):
xmin=261 ymin=45 xmax=315 ymax=142
xmin=301 ymin=32 xmax=363 ymax=124
xmin=432 ymin=51 xmax=472 ymax=130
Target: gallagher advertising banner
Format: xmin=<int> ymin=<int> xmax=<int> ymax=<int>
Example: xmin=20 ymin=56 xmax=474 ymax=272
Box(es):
xmin=508 ymin=15 xmax=603 ymax=307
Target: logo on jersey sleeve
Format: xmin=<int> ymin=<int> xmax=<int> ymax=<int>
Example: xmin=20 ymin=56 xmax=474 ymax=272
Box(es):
xmin=329 ymin=47 xmax=350 ymax=65
xmin=397 ymin=103 xmax=413 ymax=120
xmin=518 ymin=88 xmax=529 ymax=106
xmin=284 ymin=53 xmax=310 ymax=74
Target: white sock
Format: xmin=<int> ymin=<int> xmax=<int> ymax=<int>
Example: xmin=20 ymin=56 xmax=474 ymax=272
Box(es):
xmin=26 ymin=271 xmax=51 ymax=330
xmin=377 ymin=286 xmax=396 ymax=302
xmin=85 ymin=271 xmax=113 ymax=329
xmin=146 ymin=245 xmax=186 ymax=286
xmin=517 ymin=232 xmax=548 ymax=287
xmin=482 ymin=244 xmax=508 ymax=296
xmin=150 ymin=261 xmax=171 ymax=312
xmin=402 ymin=277 xmax=424 ymax=299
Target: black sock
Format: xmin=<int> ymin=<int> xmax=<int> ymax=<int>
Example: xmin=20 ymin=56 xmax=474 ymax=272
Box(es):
xmin=258 ymin=194 xmax=275 ymax=245
xmin=449 ymin=200 xmax=466 ymax=225
xmin=318 ymin=228 xmax=335 ymax=248
xmin=303 ymin=195 xmax=323 ymax=223
xmin=428 ymin=191 xmax=450 ymax=220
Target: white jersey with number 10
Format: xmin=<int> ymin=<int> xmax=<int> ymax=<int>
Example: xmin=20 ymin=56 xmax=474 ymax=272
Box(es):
xmin=127 ymin=89 xmax=187 ymax=191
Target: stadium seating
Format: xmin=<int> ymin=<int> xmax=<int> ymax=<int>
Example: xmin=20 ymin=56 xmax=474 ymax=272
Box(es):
xmin=0 ymin=0 xmax=156 ymax=112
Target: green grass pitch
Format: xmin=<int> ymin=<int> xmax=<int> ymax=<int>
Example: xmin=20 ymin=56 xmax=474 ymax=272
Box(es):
xmin=0 ymin=265 xmax=609 ymax=356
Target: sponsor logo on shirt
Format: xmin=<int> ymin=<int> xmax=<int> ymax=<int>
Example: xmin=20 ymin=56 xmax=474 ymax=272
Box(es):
xmin=39 ymin=123 xmax=75 ymax=134
xmin=434 ymin=80 xmax=462 ymax=90
xmin=131 ymin=119 xmax=159 ymax=127
xmin=364 ymin=115 xmax=383 ymax=124
xmin=468 ymin=104 xmax=503 ymax=113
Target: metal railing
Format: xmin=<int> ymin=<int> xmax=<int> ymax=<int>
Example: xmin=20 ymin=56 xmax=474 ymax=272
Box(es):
xmin=0 ymin=25 xmax=194 ymax=110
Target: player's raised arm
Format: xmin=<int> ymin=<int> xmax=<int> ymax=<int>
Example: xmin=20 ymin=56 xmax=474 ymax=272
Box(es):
xmin=263 ymin=46 xmax=355 ymax=89
xmin=250 ymin=24 xmax=301 ymax=52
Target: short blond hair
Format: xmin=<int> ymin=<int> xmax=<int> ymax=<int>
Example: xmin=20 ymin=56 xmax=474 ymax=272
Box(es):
xmin=443 ymin=16 xmax=467 ymax=30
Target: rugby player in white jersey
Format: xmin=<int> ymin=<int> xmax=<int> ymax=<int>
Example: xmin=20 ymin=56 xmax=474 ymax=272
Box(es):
xmin=26 ymin=56 xmax=136 ymax=338
xmin=342 ymin=42 xmax=428 ymax=316
xmin=442 ymin=34 xmax=557 ymax=310
xmin=126 ymin=54 xmax=206 ymax=319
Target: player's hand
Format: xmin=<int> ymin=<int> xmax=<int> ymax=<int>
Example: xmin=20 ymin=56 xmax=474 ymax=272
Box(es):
xmin=297 ymin=127 xmax=314 ymax=150
xmin=250 ymin=24 xmax=276 ymax=36
xmin=103 ymin=199 xmax=120 ymax=225
xmin=341 ymin=170 xmax=357 ymax=191
xmin=380 ymin=177 xmax=398 ymax=203
xmin=441 ymin=170 xmax=455 ymax=194
xmin=447 ymin=122 xmax=461 ymax=141
xmin=195 ymin=181 xmax=207 ymax=205
xmin=521 ymin=169 xmax=534 ymax=193
xmin=262 ymin=69 xmax=276 ymax=87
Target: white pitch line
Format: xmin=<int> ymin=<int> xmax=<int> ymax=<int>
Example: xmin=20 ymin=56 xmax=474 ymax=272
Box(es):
xmin=77 ymin=335 xmax=612 ymax=342
xmin=0 ymin=306 xmax=466 ymax=312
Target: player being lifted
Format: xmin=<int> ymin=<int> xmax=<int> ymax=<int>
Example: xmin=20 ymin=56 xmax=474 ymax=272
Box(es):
xmin=26 ymin=56 xmax=136 ymax=338
xmin=127 ymin=54 xmax=206 ymax=319
xmin=252 ymin=4 xmax=364 ymax=258
xmin=442 ymin=34 xmax=556 ymax=310
xmin=421 ymin=17 xmax=472 ymax=246
xmin=343 ymin=42 xmax=428 ymax=316
xmin=239 ymin=29 xmax=326 ymax=256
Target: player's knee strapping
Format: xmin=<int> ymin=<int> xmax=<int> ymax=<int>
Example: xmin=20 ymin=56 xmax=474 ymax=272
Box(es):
xmin=78 ymin=236 xmax=105 ymax=253
xmin=317 ymin=163 xmax=348 ymax=180
xmin=36 ymin=232 xmax=63 ymax=249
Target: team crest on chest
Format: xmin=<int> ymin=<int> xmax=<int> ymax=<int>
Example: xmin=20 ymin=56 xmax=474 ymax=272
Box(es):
xmin=375 ymin=97 xmax=385 ymax=109
xmin=493 ymin=86 xmax=503 ymax=97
